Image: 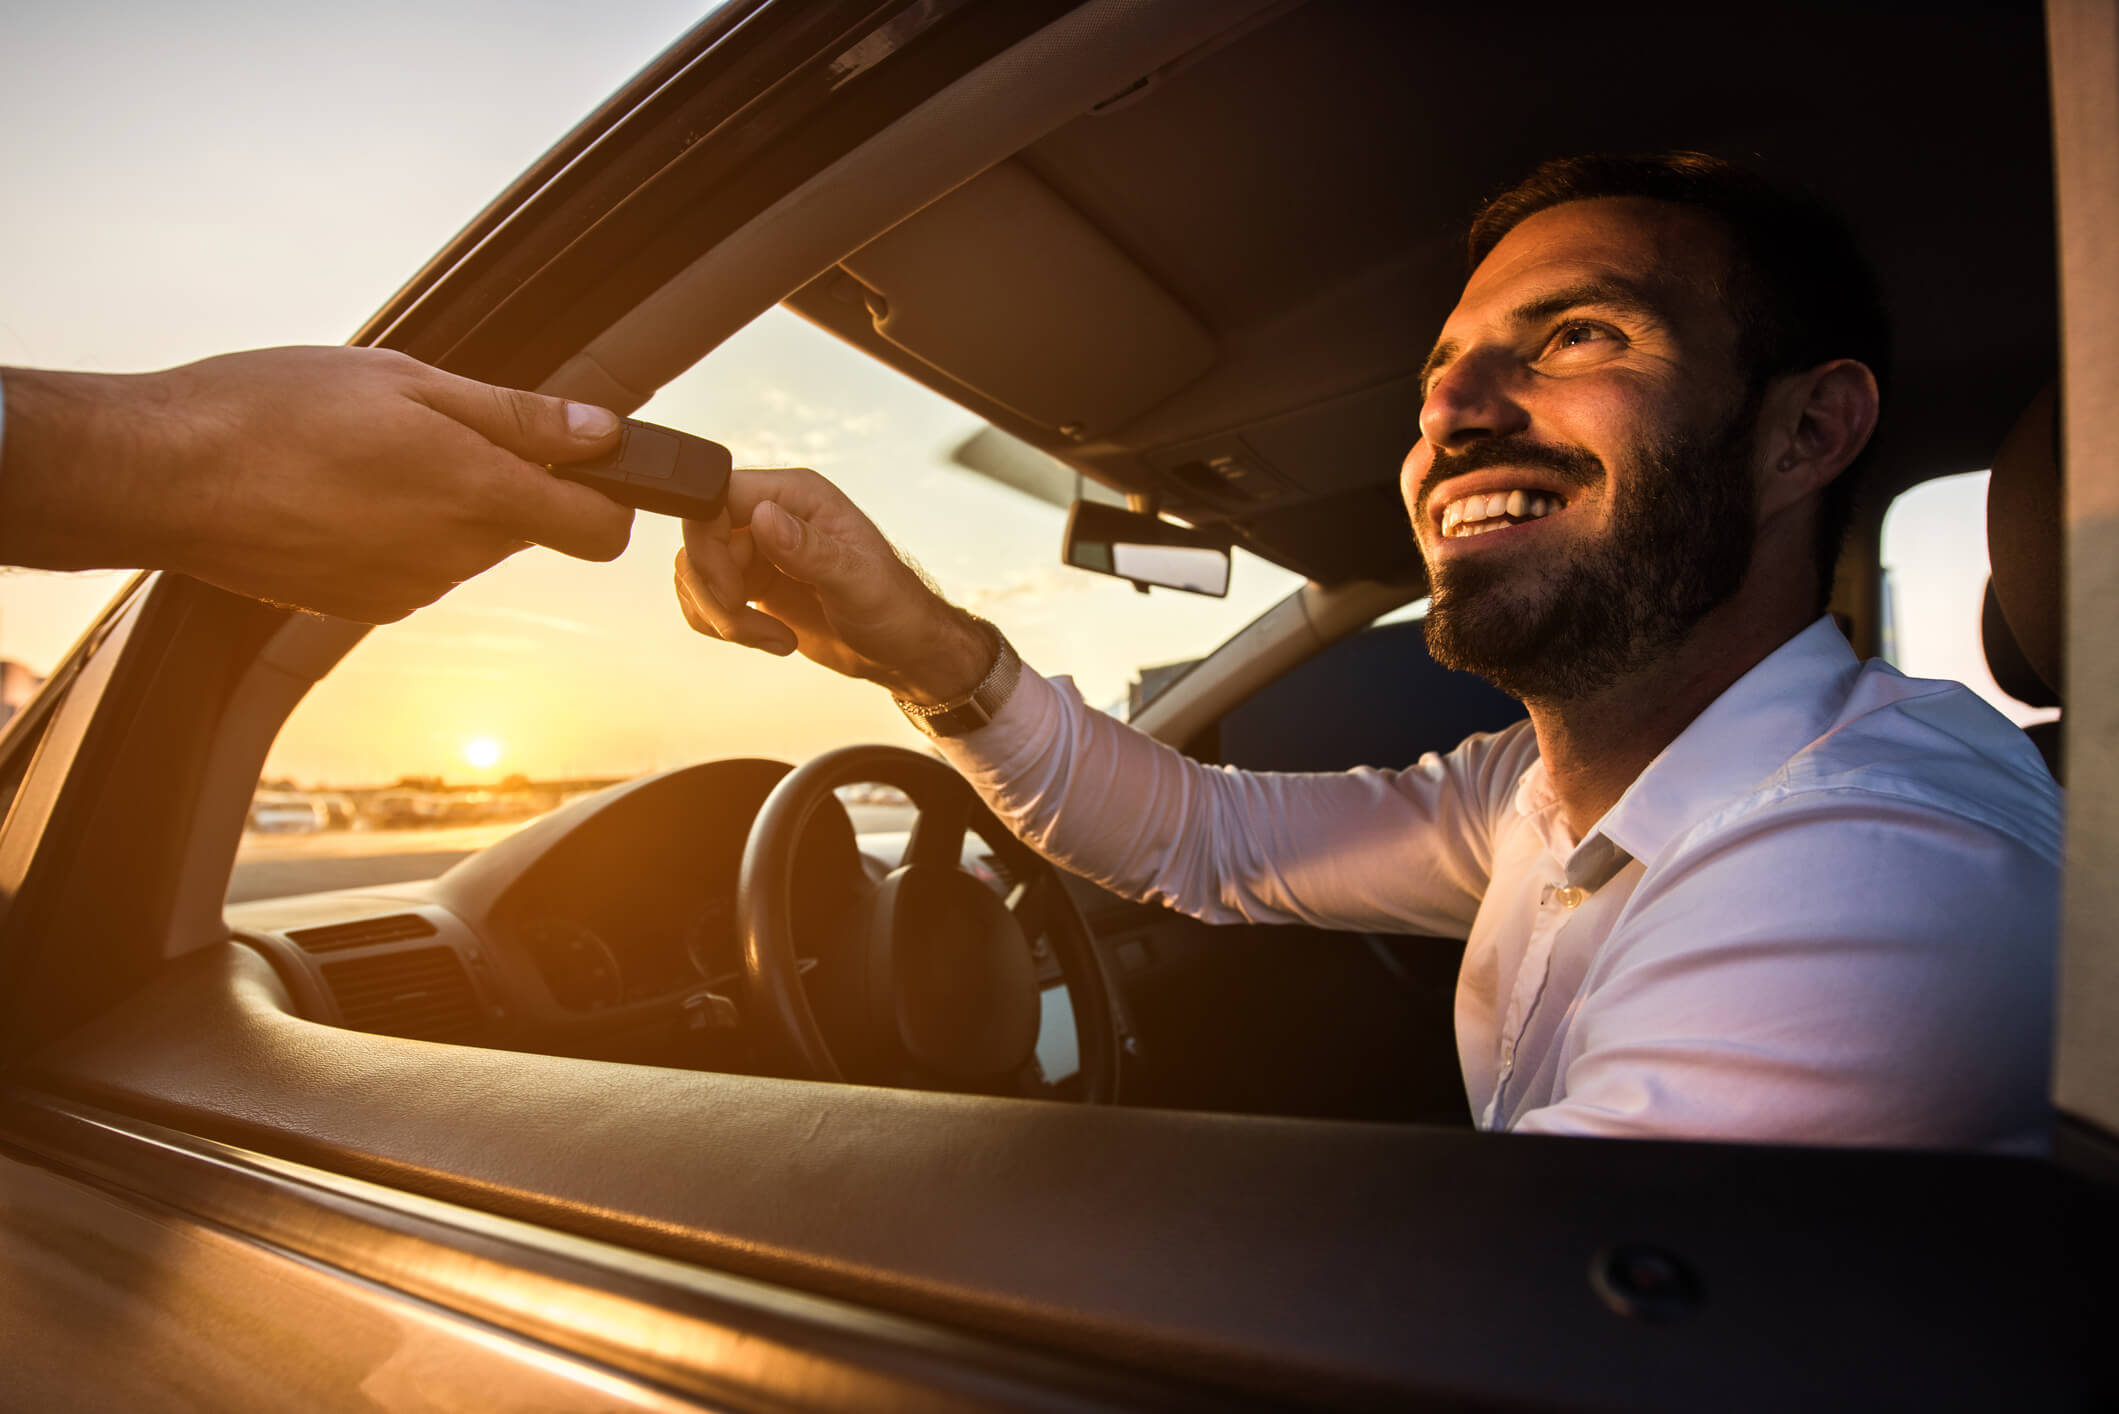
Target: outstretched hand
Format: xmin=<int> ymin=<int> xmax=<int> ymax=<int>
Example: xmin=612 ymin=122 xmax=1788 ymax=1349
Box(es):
xmin=673 ymin=466 xmax=991 ymax=704
xmin=0 ymin=346 xmax=635 ymax=622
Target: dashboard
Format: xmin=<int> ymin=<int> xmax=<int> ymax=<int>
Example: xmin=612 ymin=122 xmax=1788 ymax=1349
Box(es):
xmin=225 ymin=757 xmax=1082 ymax=1084
xmin=230 ymin=761 xmax=855 ymax=1061
xmin=490 ymin=762 xmax=851 ymax=1013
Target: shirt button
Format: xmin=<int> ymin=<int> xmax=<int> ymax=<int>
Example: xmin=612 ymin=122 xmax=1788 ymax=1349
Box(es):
xmin=1542 ymin=884 xmax=1588 ymax=909
xmin=1501 ymin=1037 xmax=1516 ymax=1065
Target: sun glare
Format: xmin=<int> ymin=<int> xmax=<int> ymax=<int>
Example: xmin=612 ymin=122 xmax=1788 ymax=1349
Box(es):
xmin=463 ymin=737 xmax=504 ymax=771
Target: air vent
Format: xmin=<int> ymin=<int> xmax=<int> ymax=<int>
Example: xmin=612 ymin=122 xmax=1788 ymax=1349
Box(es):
xmin=321 ymin=947 xmax=481 ymax=1041
xmin=288 ymin=913 xmax=438 ymax=954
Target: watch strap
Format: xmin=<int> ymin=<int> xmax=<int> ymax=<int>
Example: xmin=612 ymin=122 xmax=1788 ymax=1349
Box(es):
xmin=895 ymin=618 xmax=1021 ymax=738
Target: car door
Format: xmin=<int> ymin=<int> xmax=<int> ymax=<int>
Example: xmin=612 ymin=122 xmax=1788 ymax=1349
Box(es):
xmin=3 ymin=3 xmax=2117 ymax=1411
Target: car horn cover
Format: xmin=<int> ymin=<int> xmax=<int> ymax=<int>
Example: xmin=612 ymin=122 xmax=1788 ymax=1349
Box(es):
xmin=873 ymin=865 xmax=1041 ymax=1078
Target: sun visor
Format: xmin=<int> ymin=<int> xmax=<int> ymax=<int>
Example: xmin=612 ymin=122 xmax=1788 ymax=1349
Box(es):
xmin=839 ymin=161 xmax=1216 ymax=440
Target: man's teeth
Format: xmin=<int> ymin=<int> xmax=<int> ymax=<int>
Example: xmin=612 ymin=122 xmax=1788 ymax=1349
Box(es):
xmin=1439 ymin=490 xmax=1565 ymax=538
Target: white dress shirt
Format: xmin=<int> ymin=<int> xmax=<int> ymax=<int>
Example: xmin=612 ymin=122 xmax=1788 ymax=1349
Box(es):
xmin=937 ymin=617 xmax=2061 ymax=1151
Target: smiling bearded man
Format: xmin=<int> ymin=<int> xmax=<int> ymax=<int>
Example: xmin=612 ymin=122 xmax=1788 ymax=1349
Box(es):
xmin=1418 ymin=409 xmax=1758 ymax=702
xmin=676 ymin=151 xmax=2062 ymax=1153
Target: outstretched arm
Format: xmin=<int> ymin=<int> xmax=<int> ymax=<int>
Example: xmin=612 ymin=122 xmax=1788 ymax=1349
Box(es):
xmin=0 ymin=346 xmax=635 ymax=623
xmin=672 ymin=465 xmax=1499 ymax=935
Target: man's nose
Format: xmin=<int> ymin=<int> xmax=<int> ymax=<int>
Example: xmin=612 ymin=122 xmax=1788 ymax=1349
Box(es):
xmin=1419 ymin=350 xmax=1529 ymax=449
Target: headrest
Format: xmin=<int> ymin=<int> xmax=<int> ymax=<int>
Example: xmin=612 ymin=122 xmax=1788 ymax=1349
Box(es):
xmin=1985 ymin=383 xmax=2062 ymax=702
xmin=1982 ymin=577 xmax=2060 ymax=709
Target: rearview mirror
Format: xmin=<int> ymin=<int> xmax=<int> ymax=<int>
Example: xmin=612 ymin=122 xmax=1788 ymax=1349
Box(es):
xmin=1062 ymin=501 xmax=1232 ymax=597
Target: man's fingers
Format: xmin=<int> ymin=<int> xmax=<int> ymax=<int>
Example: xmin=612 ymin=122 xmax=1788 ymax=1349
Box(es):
xmin=747 ymin=499 xmax=856 ymax=594
xmin=503 ymin=474 xmax=637 ymax=563
xmin=412 ymin=366 xmax=621 ymax=465
xmin=673 ymin=549 xmax=724 ymax=629
xmin=673 ymin=562 xmax=727 ymax=640
xmin=400 ymin=365 xmax=637 ymax=562
xmin=681 ymin=512 xmax=751 ymax=613
xmin=690 ymin=471 xmax=876 ymax=600
xmin=673 ymin=550 xmax=796 ymax=655
xmin=718 ymin=465 xmax=842 ymax=526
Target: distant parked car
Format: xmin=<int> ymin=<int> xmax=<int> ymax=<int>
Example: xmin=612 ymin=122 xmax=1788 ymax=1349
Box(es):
xmin=245 ymin=790 xmax=325 ymax=834
xmin=363 ymin=790 xmax=447 ymax=830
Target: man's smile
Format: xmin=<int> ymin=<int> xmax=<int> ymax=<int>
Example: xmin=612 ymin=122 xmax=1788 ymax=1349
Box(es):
xmin=1439 ymin=489 xmax=1567 ymax=537
xmin=1422 ymin=467 xmax=1585 ymax=553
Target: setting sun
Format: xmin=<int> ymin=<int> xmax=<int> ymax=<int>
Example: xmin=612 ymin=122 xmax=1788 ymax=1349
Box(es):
xmin=463 ymin=737 xmax=503 ymax=771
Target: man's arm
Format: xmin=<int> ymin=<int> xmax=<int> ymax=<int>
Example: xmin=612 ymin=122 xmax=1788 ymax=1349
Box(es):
xmin=936 ymin=663 xmax=1514 ymax=934
xmin=0 ymin=347 xmax=635 ymax=623
xmin=674 ymin=465 xmax=1503 ymax=934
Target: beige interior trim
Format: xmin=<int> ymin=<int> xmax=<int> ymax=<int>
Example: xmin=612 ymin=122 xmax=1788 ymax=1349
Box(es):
xmin=841 ymin=160 xmax=1217 ymax=439
xmin=165 ymin=613 xmax=370 ymax=958
xmin=0 ymin=601 xmax=142 ymax=913
xmin=1097 ymin=238 xmax=1457 ymax=454
xmin=2050 ymin=0 xmax=2119 ymax=1133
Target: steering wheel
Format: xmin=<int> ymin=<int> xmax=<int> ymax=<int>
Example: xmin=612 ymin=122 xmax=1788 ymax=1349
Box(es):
xmin=736 ymin=744 xmax=1119 ymax=1102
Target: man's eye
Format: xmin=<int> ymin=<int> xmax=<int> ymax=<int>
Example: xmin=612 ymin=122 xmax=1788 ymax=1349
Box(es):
xmin=1554 ymin=322 xmax=1610 ymax=349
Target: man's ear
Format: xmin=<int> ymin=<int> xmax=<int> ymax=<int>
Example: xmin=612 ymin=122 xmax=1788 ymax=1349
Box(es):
xmin=1755 ymin=358 xmax=1880 ymax=521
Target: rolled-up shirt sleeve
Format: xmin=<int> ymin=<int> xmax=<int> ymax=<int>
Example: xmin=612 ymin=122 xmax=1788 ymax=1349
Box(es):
xmin=934 ymin=665 xmax=1521 ymax=938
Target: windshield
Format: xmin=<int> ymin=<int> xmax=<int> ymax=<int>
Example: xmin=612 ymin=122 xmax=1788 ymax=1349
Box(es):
xmin=238 ymin=307 xmax=1304 ymax=899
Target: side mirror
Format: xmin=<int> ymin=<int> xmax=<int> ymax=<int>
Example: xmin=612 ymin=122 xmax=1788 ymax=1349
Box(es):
xmin=1062 ymin=501 xmax=1232 ymax=597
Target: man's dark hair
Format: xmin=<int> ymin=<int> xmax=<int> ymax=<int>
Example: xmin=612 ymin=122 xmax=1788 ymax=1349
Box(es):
xmin=1467 ymin=152 xmax=1891 ymax=612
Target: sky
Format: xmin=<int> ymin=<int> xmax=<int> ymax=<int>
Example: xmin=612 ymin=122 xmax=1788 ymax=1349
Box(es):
xmin=0 ymin=0 xmax=713 ymax=673
xmin=0 ymin=0 xmax=1297 ymax=785
xmin=0 ymin=1 xmax=2031 ymax=786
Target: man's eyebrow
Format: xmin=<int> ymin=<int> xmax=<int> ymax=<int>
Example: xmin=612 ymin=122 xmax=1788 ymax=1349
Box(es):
xmin=1417 ymin=276 xmax=1672 ymax=395
xmin=1510 ymin=276 xmax=1668 ymax=329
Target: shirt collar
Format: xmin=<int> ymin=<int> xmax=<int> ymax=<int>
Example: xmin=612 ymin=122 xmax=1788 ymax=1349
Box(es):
xmin=1585 ymin=616 xmax=1861 ymax=873
xmin=1512 ymin=758 xmax=1634 ymax=890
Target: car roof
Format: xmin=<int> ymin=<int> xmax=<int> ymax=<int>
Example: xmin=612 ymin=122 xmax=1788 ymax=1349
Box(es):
xmin=783 ymin=0 xmax=2057 ymax=583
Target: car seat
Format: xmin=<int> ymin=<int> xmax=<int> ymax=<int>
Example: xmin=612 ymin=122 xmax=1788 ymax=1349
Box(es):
xmin=1984 ymin=383 xmax=2063 ymax=781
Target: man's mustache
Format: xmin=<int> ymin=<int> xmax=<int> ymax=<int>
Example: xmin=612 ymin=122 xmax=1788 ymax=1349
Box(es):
xmin=1413 ymin=437 xmax=1605 ymax=514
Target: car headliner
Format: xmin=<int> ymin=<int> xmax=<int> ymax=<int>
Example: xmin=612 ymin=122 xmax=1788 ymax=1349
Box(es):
xmin=783 ymin=0 xmax=2057 ymax=586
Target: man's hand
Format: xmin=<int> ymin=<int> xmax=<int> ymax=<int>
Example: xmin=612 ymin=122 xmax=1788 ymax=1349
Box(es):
xmin=673 ymin=466 xmax=991 ymax=704
xmin=0 ymin=346 xmax=634 ymax=622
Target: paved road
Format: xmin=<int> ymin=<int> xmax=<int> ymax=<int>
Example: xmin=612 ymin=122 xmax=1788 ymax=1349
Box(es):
xmin=226 ymin=804 xmax=920 ymax=904
xmin=227 ymin=821 xmax=537 ymax=903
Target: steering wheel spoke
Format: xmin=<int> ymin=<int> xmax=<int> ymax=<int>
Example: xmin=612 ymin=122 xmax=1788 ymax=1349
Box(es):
xmin=1006 ymin=872 xmax=1065 ymax=964
xmin=1004 ymin=869 xmax=1042 ymax=923
xmin=905 ymin=791 xmax=973 ymax=870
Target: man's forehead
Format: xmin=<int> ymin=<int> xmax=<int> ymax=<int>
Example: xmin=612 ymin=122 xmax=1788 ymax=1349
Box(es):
xmin=1449 ymin=197 xmax=1731 ymax=324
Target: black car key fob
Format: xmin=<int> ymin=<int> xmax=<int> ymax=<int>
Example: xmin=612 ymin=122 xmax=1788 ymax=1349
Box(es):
xmin=552 ymin=419 xmax=731 ymax=520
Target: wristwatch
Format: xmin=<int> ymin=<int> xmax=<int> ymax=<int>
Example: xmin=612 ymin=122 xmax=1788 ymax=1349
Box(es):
xmin=894 ymin=617 xmax=1022 ymax=738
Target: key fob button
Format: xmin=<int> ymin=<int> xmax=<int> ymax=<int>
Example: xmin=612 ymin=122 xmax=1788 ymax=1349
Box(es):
xmin=621 ymin=425 xmax=679 ymax=480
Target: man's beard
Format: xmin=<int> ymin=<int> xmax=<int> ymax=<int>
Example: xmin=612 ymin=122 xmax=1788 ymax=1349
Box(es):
xmin=1418 ymin=399 xmax=1760 ymax=703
